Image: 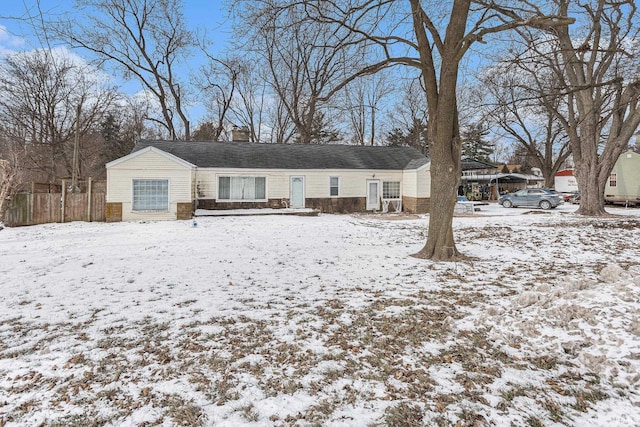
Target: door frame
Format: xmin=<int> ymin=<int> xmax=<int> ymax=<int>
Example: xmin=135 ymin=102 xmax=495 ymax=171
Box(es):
xmin=366 ymin=179 xmax=380 ymax=210
xmin=290 ymin=175 xmax=305 ymax=208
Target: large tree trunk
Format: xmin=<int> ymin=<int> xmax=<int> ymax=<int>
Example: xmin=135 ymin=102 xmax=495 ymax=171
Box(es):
xmin=551 ymin=1 xmax=640 ymax=217
xmin=572 ymin=123 xmax=617 ymax=217
xmin=411 ymin=0 xmax=468 ymax=261
xmin=573 ymin=163 xmax=608 ymax=216
xmin=413 ymin=136 xmax=461 ymax=259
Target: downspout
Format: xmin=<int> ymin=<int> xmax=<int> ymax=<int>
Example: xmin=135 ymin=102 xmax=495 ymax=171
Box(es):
xmin=193 ymin=167 xmax=198 ymax=211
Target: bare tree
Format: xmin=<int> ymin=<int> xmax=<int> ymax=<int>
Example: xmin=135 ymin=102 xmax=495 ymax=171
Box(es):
xmin=194 ymin=54 xmax=243 ymax=141
xmin=249 ymin=1 xmax=572 ymax=259
xmin=342 ymin=72 xmax=394 ymax=145
xmin=479 ymin=69 xmax=572 ymax=186
xmin=386 ymin=77 xmax=430 ymax=154
xmin=56 ymin=0 xmax=196 ymax=140
xmin=238 ymin=1 xmax=362 ymax=144
xmin=99 ymin=95 xmax=152 ymax=165
xmin=0 ymin=49 xmax=118 ymax=182
xmin=266 ymin=97 xmax=297 ymax=144
xmin=506 ymin=1 xmax=640 ymax=215
xmin=227 ymin=58 xmax=269 ymax=143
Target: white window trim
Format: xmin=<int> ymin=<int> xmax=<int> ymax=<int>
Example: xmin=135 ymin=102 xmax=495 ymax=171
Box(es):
xmin=382 ymin=181 xmax=402 ymax=200
xmin=329 ymin=176 xmax=340 ymax=197
xmin=131 ymin=178 xmax=170 ymax=212
xmin=216 ymin=174 xmax=268 ymax=202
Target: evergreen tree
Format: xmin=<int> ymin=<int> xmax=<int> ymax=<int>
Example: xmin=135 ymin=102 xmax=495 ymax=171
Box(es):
xmin=385 ymin=118 xmax=429 ymax=156
xmin=295 ymin=111 xmax=340 ymax=144
xmin=100 ymin=113 xmax=120 ymax=143
xmin=386 ymin=128 xmax=405 ymax=147
xmin=100 ymin=113 xmax=135 ymax=163
xmin=192 ymin=121 xmax=218 ymax=141
xmin=461 ymin=122 xmax=493 ymax=161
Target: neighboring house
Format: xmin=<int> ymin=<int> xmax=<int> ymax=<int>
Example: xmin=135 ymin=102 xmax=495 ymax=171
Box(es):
xmin=105 ymin=140 xmax=431 ymax=221
xmin=605 ymin=150 xmax=640 ymax=206
xmin=554 ymin=169 xmax=578 ymax=193
xmin=554 ymin=151 xmax=640 ymax=205
xmin=461 ymin=158 xmax=497 ymax=176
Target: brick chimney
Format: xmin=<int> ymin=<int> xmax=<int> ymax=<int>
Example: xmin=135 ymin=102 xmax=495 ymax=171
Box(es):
xmin=231 ymin=125 xmax=250 ymax=142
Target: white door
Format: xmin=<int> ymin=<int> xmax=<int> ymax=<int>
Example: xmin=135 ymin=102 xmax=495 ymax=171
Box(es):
xmin=290 ymin=176 xmax=305 ymax=208
xmin=366 ymin=180 xmax=380 ymax=210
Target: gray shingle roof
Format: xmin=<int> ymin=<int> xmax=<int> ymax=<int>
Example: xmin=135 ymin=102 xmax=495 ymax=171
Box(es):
xmin=133 ymin=140 xmax=429 ymax=170
xmin=461 ymin=158 xmax=497 ymax=171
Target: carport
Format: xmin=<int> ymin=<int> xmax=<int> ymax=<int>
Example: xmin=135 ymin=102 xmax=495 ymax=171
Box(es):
xmin=461 ymin=173 xmax=545 ymax=200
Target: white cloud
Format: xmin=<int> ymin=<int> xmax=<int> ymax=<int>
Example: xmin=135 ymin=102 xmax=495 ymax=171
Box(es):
xmin=0 ymin=24 xmax=26 ymax=53
xmin=3 ymin=45 xmax=115 ymax=88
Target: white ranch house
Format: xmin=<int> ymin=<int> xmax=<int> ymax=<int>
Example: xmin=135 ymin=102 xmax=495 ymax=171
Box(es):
xmin=105 ymin=141 xmax=431 ymax=221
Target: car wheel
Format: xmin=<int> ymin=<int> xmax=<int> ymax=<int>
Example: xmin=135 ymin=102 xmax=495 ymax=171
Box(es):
xmin=540 ymin=200 xmax=552 ymax=210
xmin=502 ymin=200 xmax=513 ymax=208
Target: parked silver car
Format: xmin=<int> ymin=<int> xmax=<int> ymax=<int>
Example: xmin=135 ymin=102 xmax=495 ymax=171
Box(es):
xmin=498 ymin=189 xmax=564 ymax=210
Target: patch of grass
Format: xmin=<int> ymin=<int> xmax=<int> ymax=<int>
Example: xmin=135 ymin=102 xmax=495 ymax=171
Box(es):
xmin=384 ymin=402 xmax=424 ymax=427
xmin=161 ymin=394 xmax=206 ymax=427
xmin=457 ymin=407 xmax=489 ymax=425
xmin=500 ymin=384 xmax=529 ymax=402
xmin=49 ymin=412 xmax=109 ymax=427
xmin=541 ymin=397 xmax=566 ymax=423
xmin=12 ymin=398 xmax=40 ymax=417
xmin=238 ymin=403 xmax=259 ymax=422
xmin=529 ymin=355 xmax=558 ymax=370
xmin=303 ymin=398 xmax=336 ymax=423
xmin=206 ymin=374 xmax=240 ymax=404
xmin=525 ymin=415 xmax=545 ymax=427
xmin=570 ymin=389 xmax=609 ymax=412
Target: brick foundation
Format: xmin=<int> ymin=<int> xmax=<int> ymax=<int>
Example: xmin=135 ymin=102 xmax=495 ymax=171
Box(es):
xmin=105 ymin=202 xmax=123 ymax=222
xmin=176 ymin=202 xmax=193 ymax=220
xmin=196 ymin=198 xmax=288 ymax=210
xmin=402 ymin=197 xmax=430 ymax=214
xmin=196 ymin=197 xmax=368 ymax=213
xmin=305 ymin=197 xmax=367 ymax=213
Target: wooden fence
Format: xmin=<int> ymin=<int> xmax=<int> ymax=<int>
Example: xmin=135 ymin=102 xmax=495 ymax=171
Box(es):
xmin=4 ymin=179 xmax=106 ymax=227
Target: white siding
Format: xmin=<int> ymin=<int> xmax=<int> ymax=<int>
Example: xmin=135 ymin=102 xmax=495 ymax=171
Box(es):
xmin=417 ymin=164 xmax=430 ymax=198
xmin=605 ymin=151 xmax=640 ymax=201
xmin=107 ymin=150 xmax=194 ymax=221
xmin=108 ymin=149 xmax=430 ymax=219
xmin=195 ymin=168 xmax=407 ymax=200
xmin=402 ymin=164 xmax=430 ymax=198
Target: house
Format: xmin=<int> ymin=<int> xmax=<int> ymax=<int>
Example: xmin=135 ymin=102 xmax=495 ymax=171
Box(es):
xmin=605 ymin=150 xmax=640 ymax=206
xmin=105 ymin=140 xmax=431 ymax=221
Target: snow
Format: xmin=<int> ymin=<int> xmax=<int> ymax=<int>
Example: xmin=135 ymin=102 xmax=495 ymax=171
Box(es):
xmin=1 ymin=202 xmax=640 ymax=426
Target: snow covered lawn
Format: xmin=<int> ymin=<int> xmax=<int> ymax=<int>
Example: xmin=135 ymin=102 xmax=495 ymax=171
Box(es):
xmin=1 ymin=204 xmax=640 ymax=426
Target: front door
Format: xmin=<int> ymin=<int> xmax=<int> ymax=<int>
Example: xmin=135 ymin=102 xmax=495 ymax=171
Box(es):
xmin=366 ymin=180 xmax=380 ymax=210
xmin=290 ymin=176 xmax=305 ymax=208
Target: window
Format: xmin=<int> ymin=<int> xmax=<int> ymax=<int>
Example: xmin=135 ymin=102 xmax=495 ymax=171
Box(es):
xmin=383 ymin=181 xmax=401 ymax=199
xmin=610 ymin=173 xmax=617 ymax=187
xmin=329 ymin=177 xmax=339 ymax=196
xmin=132 ymin=179 xmax=168 ymax=211
xmin=218 ymin=176 xmax=266 ymax=200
